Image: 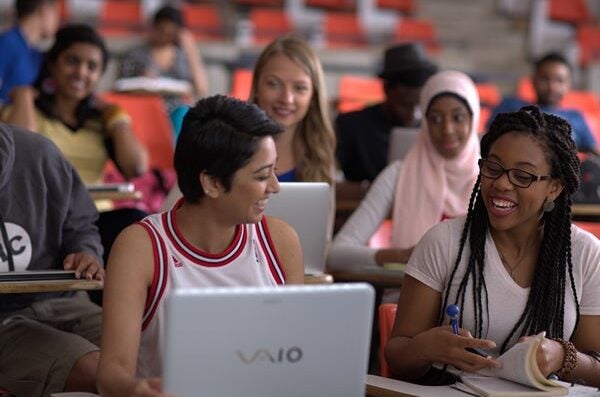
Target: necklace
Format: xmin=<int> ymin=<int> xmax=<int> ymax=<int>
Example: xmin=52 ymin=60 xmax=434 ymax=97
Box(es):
xmin=497 ymin=248 xmax=526 ymax=280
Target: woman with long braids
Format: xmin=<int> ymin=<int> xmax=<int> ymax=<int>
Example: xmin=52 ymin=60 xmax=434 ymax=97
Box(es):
xmin=385 ymin=106 xmax=600 ymax=386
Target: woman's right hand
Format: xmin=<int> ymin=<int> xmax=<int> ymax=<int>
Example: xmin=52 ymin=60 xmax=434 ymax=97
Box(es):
xmin=416 ymin=326 xmax=500 ymax=373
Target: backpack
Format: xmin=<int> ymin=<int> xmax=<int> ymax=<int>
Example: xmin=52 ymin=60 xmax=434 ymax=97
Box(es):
xmin=572 ymin=156 xmax=600 ymax=204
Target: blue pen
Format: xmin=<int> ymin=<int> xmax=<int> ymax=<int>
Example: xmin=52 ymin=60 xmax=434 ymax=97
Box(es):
xmin=445 ymin=304 xmax=489 ymax=358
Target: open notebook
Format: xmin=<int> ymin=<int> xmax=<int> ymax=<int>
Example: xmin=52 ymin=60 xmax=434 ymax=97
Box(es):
xmin=162 ymin=283 xmax=375 ymax=397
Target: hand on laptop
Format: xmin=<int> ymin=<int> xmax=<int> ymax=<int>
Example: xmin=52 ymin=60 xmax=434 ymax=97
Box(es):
xmin=63 ymin=252 xmax=104 ymax=281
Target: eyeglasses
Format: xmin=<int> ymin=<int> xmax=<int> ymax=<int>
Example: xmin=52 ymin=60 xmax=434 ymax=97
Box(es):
xmin=478 ymin=159 xmax=552 ymax=188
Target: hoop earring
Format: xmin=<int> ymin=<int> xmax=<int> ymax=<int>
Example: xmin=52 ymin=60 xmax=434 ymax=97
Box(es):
xmin=543 ymin=200 xmax=555 ymax=212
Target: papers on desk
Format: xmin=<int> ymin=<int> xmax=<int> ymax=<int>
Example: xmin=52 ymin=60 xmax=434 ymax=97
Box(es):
xmin=113 ymin=77 xmax=192 ymax=95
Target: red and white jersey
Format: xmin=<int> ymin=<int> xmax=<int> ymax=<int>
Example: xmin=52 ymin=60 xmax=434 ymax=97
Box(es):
xmin=135 ymin=202 xmax=286 ymax=377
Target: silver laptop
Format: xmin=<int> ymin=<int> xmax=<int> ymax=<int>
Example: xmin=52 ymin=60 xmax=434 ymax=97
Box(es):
xmin=162 ymin=283 xmax=375 ymax=397
xmin=263 ymin=182 xmax=331 ymax=275
xmin=387 ymin=127 xmax=419 ymax=163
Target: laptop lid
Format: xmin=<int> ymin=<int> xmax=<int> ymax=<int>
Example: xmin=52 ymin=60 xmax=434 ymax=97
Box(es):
xmin=162 ymin=283 xmax=374 ymax=397
xmin=387 ymin=127 xmax=419 ymax=163
xmin=263 ymin=182 xmax=330 ymax=275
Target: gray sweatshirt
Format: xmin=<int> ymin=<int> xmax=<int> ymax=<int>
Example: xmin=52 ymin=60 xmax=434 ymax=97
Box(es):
xmin=0 ymin=122 xmax=103 ymax=311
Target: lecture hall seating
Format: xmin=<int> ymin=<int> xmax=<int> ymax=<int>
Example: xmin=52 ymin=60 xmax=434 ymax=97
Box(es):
xmin=249 ymin=8 xmax=294 ymax=45
xmin=181 ymin=3 xmax=224 ymax=41
xmin=337 ymin=74 xmax=384 ymax=113
xmin=98 ymin=0 xmax=144 ymax=37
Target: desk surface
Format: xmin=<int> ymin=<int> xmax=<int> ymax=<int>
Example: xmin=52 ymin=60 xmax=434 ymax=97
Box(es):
xmin=331 ymin=268 xmax=404 ymax=288
xmin=90 ymin=190 xmax=142 ymax=201
xmin=0 ymin=279 xmax=103 ymax=294
xmin=572 ymin=203 xmax=600 ymax=217
xmin=365 ymin=375 xmax=465 ymax=397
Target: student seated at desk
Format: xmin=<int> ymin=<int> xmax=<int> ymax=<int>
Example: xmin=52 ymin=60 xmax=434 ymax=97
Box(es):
xmin=385 ymin=107 xmax=600 ymax=386
xmin=118 ymin=5 xmax=209 ymax=114
xmin=327 ymin=71 xmax=480 ymax=270
xmin=3 ymin=24 xmax=150 ymax=267
xmin=0 ymin=122 xmax=103 ymax=395
xmin=97 ymin=95 xmax=304 ymax=397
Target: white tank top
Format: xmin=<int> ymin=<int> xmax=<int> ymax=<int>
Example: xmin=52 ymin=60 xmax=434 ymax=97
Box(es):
xmin=135 ymin=202 xmax=286 ymax=377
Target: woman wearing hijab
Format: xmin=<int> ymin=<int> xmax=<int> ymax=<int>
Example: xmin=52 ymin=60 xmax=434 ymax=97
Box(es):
xmin=327 ymin=70 xmax=480 ymax=270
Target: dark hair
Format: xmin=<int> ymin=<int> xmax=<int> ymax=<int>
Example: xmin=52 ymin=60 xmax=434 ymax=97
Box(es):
xmin=16 ymin=0 xmax=55 ymax=20
xmin=384 ymin=67 xmax=437 ymax=90
xmin=153 ymin=5 xmax=184 ymax=27
xmin=441 ymin=106 xmax=581 ymax=353
xmin=534 ymin=52 xmax=572 ymax=73
xmin=33 ymin=24 xmax=109 ymax=128
xmin=175 ymin=95 xmax=283 ymax=203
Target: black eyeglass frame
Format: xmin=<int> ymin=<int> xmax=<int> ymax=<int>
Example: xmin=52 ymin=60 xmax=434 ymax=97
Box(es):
xmin=478 ymin=159 xmax=553 ymax=188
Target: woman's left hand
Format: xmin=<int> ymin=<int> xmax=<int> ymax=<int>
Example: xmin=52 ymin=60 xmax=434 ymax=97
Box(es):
xmin=518 ymin=335 xmax=564 ymax=377
xmin=63 ymin=252 xmax=105 ymax=281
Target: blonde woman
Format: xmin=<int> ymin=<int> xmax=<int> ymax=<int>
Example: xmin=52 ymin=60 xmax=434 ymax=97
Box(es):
xmin=249 ymin=35 xmax=336 ymax=185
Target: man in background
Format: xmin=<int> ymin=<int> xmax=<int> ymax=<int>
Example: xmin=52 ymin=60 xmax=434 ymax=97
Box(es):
xmin=489 ymin=52 xmax=598 ymax=154
xmin=0 ymin=0 xmax=59 ymax=103
xmin=336 ymin=42 xmax=438 ymax=182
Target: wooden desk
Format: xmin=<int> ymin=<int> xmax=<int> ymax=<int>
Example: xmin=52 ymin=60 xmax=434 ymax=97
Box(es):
xmin=0 ymin=279 xmax=103 ymax=294
xmin=572 ymin=203 xmax=600 ymax=217
xmin=304 ymin=273 xmax=334 ymax=284
xmin=89 ymin=190 xmax=142 ymax=201
xmin=365 ymin=375 xmax=464 ymax=397
xmin=330 ymin=268 xmax=404 ymax=289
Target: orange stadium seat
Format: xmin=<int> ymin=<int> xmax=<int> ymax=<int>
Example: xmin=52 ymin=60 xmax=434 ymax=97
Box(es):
xmin=377 ymin=0 xmax=416 ymax=14
xmin=476 ymin=82 xmax=502 ymax=108
xmin=337 ymin=75 xmax=384 ymax=113
xmin=378 ymin=303 xmax=397 ymax=378
xmin=549 ymin=0 xmax=590 ymax=24
xmin=230 ymin=69 xmax=254 ymax=101
xmin=232 ymin=0 xmax=283 ymax=6
xmin=394 ymin=18 xmax=439 ymax=52
xmin=577 ymin=26 xmax=600 ymax=67
xmin=250 ymin=8 xmax=294 ymax=45
xmin=324 ymin=12 xmax=368 ymax=48
xmin=98 ymin=0 xmax=143 ymax=37
xmin=181 ymin=3 xmax=224 ymax=40
xmin=100 ymin=92 xmax=174 ymax=171
xmin=306 ymin=0 xmax=354 ymax=11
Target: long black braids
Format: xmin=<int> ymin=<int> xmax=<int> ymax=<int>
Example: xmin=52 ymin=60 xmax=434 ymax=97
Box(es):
xmin=440 ymin=106 xmax=581 ymax=353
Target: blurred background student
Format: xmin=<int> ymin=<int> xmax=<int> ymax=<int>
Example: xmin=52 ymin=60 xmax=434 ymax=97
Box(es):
xmin=336 ymin=43 xmax=438 ymax=182
xmin=328 ymin=70 xmax=480 ymax=270
xmin=3 ymin=23 xmax=149 ymax=271
xmin=0 ymin=0 xmax=59 ymax=104
xmin=118 ymin=5 xmax=208 ymax=114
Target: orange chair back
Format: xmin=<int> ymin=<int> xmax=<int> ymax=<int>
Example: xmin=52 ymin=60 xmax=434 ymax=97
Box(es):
xmin=378 ymin=303 xmax=397 ymax=378
xmin=337 ymin=75 xmax=384 ymax=113
xmin=230 ymin=69 xmax=254 ymax=101
xmin=324 ymin=12 xmax=367 ymax=48
xmin=250 ymin=8 xmax=294 ymax=44
xmin=394 ymin=18 xmax=440 ymax=52
xmin=181 ymin=3 xmax=224 ymax=40
xmin=377 ymin=0 xmax=416 ymax=14
xmin=99 ymin=0 xmax=143 ymax=37
xmin=99 ymin=92 xmax=174 ymax=171
xmin=549 ymin=0 xmax=590 ymax=24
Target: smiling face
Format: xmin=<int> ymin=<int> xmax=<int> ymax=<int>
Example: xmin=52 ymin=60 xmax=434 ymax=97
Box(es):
xmin=254 ymin=53 xmax=313 ymax=132
xmin=426 ymin=94 xmax=472 ymax=159
xmin=218 ymin=136 xmax=280 ymax=224
xmin=49 ymin=42 xmax=104 ymax=101
xmin=480 ymin=131 xmax=563 ymax=236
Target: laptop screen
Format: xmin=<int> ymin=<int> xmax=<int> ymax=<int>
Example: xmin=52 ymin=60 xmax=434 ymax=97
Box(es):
xmin=162 ymin=283 xmax=374 ymax=397
xmin=263 ymin=182 xmax=331 ymax=275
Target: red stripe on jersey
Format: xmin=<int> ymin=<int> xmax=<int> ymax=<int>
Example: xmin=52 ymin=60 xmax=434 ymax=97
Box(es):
xmin=139 ymin=220 xmax=169 ymax=331
xmin=162 ymin=210 xmax=247 ymax=267
xmin=256 ymin=217 xmax=285 ymax=285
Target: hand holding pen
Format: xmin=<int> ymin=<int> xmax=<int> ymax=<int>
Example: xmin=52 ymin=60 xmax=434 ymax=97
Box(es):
xmin=446 ymin=304 xmax=490 ymax=358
